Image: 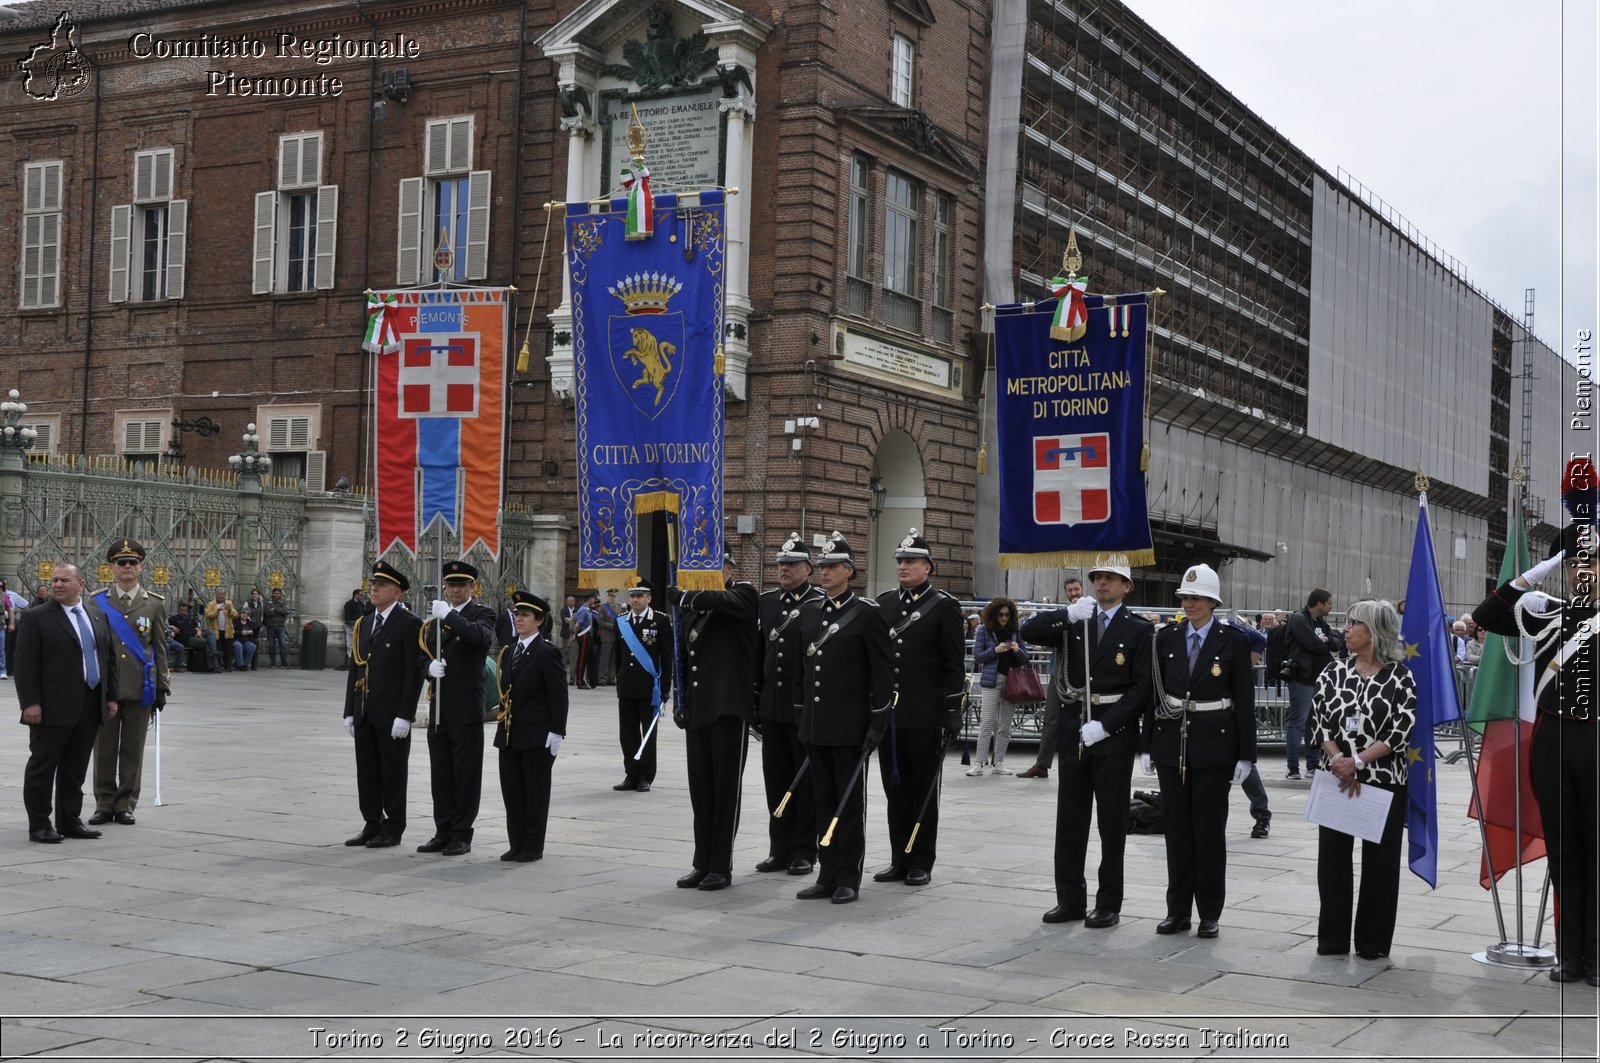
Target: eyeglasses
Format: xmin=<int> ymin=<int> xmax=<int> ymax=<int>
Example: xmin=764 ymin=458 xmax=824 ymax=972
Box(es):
xmin=114 ymin=559 xmax=141 ymax=567
xmin=1343 ymin=619 xmax=1365 ymax=629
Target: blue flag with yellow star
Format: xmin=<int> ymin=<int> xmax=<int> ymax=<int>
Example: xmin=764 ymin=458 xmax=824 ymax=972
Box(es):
xmin=1399 ymin=493 xmax=1462 ymax=887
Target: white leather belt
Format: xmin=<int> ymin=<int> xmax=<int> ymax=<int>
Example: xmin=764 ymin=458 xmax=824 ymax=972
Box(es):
xmin=1163 ymin=694 xmax=1232 ymax=713
xmin=1066 ymin=693 xmax=1124 ymax=706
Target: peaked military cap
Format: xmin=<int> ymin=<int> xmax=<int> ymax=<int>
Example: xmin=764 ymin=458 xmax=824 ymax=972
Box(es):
xmin=510 ymin=590 xmax=549 ymax=616
xmin=107 ymin=538 xmax=146 ymax=563
xmin=371 ymin=560 xmax=410 ymax=592
xmin=774 ymin=533 xmax=811 ymax=565
xmin=442 ymin=559 xmax=479 ymax=583
xmin=893 ymin=527 xmax=935 ymax=572
xmin=627 ymin=577 xmax=653 ymax=595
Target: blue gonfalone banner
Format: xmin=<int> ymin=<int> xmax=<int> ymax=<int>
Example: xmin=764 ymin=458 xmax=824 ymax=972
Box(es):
xmin=993 ymin=293 xmax=1154 ymax=568
xmin=568 ymin=192 xmax=726 ymax=590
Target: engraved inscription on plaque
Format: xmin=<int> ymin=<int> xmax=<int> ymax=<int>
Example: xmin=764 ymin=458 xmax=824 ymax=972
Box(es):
xmin=602 ymin=83 xmax=724 ymax=194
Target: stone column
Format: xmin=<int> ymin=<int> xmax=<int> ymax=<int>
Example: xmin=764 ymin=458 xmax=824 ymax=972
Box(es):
xmin=719 ymin=92 xmax=755 ymax=401
xmin=547 ymin=61 xmax=598 ymax=401
xmin=301 ymin=495 xmax=371 ymax=660
xmin=0 ymin=447 xmax=27 ymax=586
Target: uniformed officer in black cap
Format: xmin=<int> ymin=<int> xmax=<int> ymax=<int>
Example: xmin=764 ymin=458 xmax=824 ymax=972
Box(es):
xmin=417 ymin=559 xmax=496 ymax=856
xmin=612 ymin=577 xmax=673 ymax=793
xmin=89 ymin=538 xmax=170 ymax=826
xmin=872 ymin=528 xmax=964 ymax=887
xmin=492 ymin=591 xmax=568 ymax=862
xmin=794 ymin=532 xmax=892 ymax=904
xmin=755 ymin=534 xmax=824 ymax=875
xmin=666 ymin=549 xmax=760 ymax=891
xmin=1021 ymin=553 xmax=1154 ymax=926
xmin=1474 ymin=457 xmax=1600 ymax=985
xmin=342 ymin=561 xmax=424 ymax=847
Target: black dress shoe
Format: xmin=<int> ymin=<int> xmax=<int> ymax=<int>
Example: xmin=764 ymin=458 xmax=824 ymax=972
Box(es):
xmin=365 ymin=835 xmax=401 ymax=848
xmin=787 ymin=859 xmax=815 ymax=876
xmin=1250 ymin=822 xmax=1270 ymax=839
xmin=872 ymin=865 xmax=907 ymax=882
xmin=1085 ymin=909 xmax=1120 ymax=929
xmin=345 ymin=827 xmax=380 ymax=846
xmin=442 ymin=840 xmax=471 ymax=856
xmin=1354 ymin=948 xmax=1387 ymax=960
xmin=1548 ymin=964 xmax=1583 ymax=983
xmin=500 ymin=849 xmax=519 ymax=862
xmin=677 ymin=869 xmax=707 ymax=888
xmin=796 ymin=883 xmax=832 ymax=900
xmin=905 ymin=868 xmax=931 ymax=886
xmin=1155 ymin=917 xmax=1192 ymax=935
xmin=755 ymin=856 xmax=786 ymax=873
xmin=513 ymin=850 xmax=543 ymax=862
xmin=635 ymin=782 xmax=651 ymax=793
xmin=1197 ymin=920 xmax=1220 ymax=939
xmin=697 ymin=872 xmax=730 ymax=891
xmin=88 ymin=811 xmax=113 ymax=826
xmin=114 ymin=811 xmax=135 ymax=826
xmin=830 ymin=886 xmax=858 ymax=904
xmin=417 ymin=837 xmax=449 ymax=853
xmin=612 ymin=778 xmax=639 ymax=791
xmin=59 ymin=821 xmax=102 ymax=839
xmin=1041 ymin=905 xmax=1086 ymax=924
xmin=29 ymin=828 xmax=63 ymax=843
xmin=1316 ymin=943 xmax=1350 ymax=956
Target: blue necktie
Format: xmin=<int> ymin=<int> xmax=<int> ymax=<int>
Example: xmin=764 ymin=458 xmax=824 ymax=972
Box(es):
xmin=1188 ymin=631 xmax=1202 ymax=674
xmin=73 ymin=606 xmax=100 ymax=688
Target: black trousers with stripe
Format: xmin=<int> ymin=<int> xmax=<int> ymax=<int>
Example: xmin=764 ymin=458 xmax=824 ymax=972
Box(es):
xmin=685 ymin=714 xmax=748 ymax=876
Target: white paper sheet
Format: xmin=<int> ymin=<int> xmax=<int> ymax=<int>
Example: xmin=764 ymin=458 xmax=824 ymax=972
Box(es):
xmin=1303 ymin=768 xmax=1395 ymax=844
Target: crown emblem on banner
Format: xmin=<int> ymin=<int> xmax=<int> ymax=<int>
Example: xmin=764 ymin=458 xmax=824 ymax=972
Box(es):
xmin=608 ymin=272 xmax=683 ymax=315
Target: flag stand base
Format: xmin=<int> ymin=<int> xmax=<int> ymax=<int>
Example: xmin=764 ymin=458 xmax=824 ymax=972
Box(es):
xmin=1473 ymin=943 xmax=1556 ymax=969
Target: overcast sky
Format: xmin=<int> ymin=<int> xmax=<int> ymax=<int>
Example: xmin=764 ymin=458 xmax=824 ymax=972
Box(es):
xmin=1122 ymin=0 xmax=1596 ymax=352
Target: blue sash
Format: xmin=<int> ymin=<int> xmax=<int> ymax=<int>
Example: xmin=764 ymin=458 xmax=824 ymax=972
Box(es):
xmin=615 ymin=612 xmax=662 ymax=710
xmin=93 ymin=591 xmax=155 ymax=708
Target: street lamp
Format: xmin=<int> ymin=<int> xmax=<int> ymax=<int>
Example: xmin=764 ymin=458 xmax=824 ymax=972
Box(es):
xmin=228 ymin=422 xmax=272 ymax=481
xmin=0 ymin=390 xmax=39 ymax=452
xmin=868 ymin=475 xmax=886 ymax=521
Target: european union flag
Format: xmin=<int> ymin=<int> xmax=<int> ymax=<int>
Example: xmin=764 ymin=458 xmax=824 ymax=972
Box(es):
xmin=1399 ymin=494 xmax=1463 ymax=887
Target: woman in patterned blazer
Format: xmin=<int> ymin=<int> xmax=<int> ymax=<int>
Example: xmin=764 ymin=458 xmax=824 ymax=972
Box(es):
xmin=1313 ymin=598 xmax=1416 ymax=960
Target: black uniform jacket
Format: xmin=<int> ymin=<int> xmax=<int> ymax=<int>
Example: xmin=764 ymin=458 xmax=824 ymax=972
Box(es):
xmin=758 ymin=583 xmax=824 ymax=724
xmin=1022 ymin=603 xmax=1153 ymax=757
xmin=492 ymin=633 xmax=569 ymax=752
xmin=345 ymin=606 xmax=425 ymax=726
xmin=1144 ymin=620 xmax=1256 ymax=768
xmin=795 ymin=591 xmax=894 ymax=747
xmin=613 ymin=606 xmax=674 ymax=701
xmin=422 ymin=599 xmax=496 ymax=726
xmin=875 ymin=583 xmax=965 ymax=731
xmin=676 ymin=580 xmax=760 ymax=727
xmin=1474 ymin=581 xmax=1598 ymax=718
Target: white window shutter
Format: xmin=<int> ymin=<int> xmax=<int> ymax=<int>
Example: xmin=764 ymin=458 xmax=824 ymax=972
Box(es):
xmin=165 ymin=199 xmax=188 ymax=300
xmin=22 ymin=216 xmax=41 ymax=308
xmin=449 ymin=117 xmax=473 ymax=172
xmin=465 ymin=170 xmax=491 ymax=280
xmin=134 ymin=153 xmax=154 ymax=203
xmin=267 ymin=416 xmax=290 ymax=450
xmin=42 ymin=163 xmax=62 ymax=211
xmin=23 ymin=421 xmax=53 ymax=452
xmin=301 ymin=134 xmax=323 ymax=187
xmin=24 ymin=165 xmax=42 ymax=211
xmin=397 ymin=177 xmax=424 ymax=286
xmin=304 ymin=449 xmax=327 ymax=492
xmin=425 ymin=122 xmax=449 ymax=177
xmin=252 ymin=191 xmax=277 ymax=295
xmin=288 ymin=415 xmax=312 ymax=450
xmin=153 ymin=150 xmax=173 ymax=201
xmin=109 ymin=204 xmax=131 ymax=303
xmin=278 ymin=137 xmax=301 ymax=189
xmin=38 ymin=214 xmax=59 ymax=308
xmin=314 ymin=184 xmax=338 ymax=290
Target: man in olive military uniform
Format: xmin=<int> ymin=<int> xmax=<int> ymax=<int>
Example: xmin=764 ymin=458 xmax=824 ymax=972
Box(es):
xmin=89 ymin=539 xmax=170 ymax=825
xmin=794 ymin=533 xmax=892 ymax=905
xmin=493 ymin=592 xmax=568 ymax=863
xmin=612 ymin=578 xmax=673 ymax=793
xmin=417 ymin=560 xmax=496 ymax=856
xmin=1474 ymin=458 xmax=1600 ymax=986
xmin=1021 ymin=554 xmax=1153 ymax=927
xmin=1143 ymin=563 xmax=1256 ymax=939
xmin=667 ymin=550 xmax=760 ymax=892
xmin=343 ymin=561 xmax=425 ymax=847
xmin=755 ymin=534 xmax=824 ymax=876
xmin=872 ymin=529 xmax=964 ymax=886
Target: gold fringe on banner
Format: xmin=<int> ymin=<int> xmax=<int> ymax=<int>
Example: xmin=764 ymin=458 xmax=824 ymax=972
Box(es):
xmin=676 ymin=570 xmax=726 ymax=591
xmin=998 ymin=549 xmax=1157 ymax=571
xmin=633 ymin=491 xmax=679 ymax=515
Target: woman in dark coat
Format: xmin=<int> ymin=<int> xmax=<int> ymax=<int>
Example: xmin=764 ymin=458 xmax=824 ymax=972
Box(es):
xmin=493 ymin=592 xmax=569 ymax=863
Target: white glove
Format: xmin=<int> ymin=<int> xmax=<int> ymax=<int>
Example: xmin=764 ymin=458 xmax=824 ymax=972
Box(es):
xmin=1518 ymin=552 xmax=1565 ymax=588
xmin=1231 ymin=760 xmax=1251 ymax=786
xmin=1080 ymin=720 xmax=1108 ymax=746
xmin=390 ymin=718 xmax=411 ymax=740
xmin=1066 ymin=597 xmax=1098 ymax=622
xmin=342 ymin=716 xmax=355 ymax=738
xmin=430 ymin=599 xmax=452 ymax=620
xmin=545 ymin=732 xmax=563 ymax=757
xmin=1139 ymin=752 xmax=1154 ymax=776
xmin=427 ymin=659 xmax=447 ymax=679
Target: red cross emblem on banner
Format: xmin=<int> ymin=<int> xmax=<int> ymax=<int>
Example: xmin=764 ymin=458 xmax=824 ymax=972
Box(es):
xmin=1033 ymin=432 xmax=1110 ymax=526
xmin=398 ymin=336 xmax=479 ymax=418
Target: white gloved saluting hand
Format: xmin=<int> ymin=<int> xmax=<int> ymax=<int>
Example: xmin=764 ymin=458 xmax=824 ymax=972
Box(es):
xmin=1066 ymin=597 xmax=1098 ymax=622
xmin=1231 ymin=760 xmax=1252 ymax=786
xmin=390 ymin=718 xmax=411 ymax=740
xmin=430 ymin=599 xmax=452 ymax=621
xmin=545 ymin=733 xmax=563 ymax=757
xmin=1517 ymin=552 xmax=1565 ymax=589
xmin=1080 ymin=720 xmax=1108 ymax=746
xmin=1139 ymin=752 xmax=1154 ymax=776
xmin=343 ymin=716 xmax=355 ymax=738
xmin=427 ymin=659 xmax=447 ymax=679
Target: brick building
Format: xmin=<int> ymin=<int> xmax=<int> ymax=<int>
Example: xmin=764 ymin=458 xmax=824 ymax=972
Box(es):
xmin=1 ymin=0 xmax=989 ymax=596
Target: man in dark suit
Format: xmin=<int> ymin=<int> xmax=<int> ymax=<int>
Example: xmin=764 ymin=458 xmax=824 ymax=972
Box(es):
xmin=343 ymin=561 xmax=424 ymax=847
xmin=494 ymin=599 xmax=517 ymax=653
xmin=493 ymin=592 xmax=568 ymax=862
xmin=667 ymin=550 xmax=760 ymax=892
xmin=417 ymin=559 xmax=496 ymax=856
xmin=16 ymin=563 xmax=121 ymax=843
xmin=90 ymin=538 xmax=170 ymax=826
xmin=872 ymin=530 xmax=965 ymax=887
xmin=1022 ymin=554 xmax=1153 ymax=927
xmin=755 ymin=534 xmax=824 ymax=875
xmin=611 ymin=578 xmax=672 ymax=793
xmin=794 ymin=533 xmax=892 ymax=905
xmin=1143 ymin=563 xmax=1256 ymax=939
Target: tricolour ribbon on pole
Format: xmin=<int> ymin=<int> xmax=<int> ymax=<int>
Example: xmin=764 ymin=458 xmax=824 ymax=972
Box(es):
xmin=621 ymin=163 xmax=654 ymax=240
xmin=1049 ymin=275 xmax=1089 ymax=342
xmin=363 ymin=292 xmax=403 ymax=354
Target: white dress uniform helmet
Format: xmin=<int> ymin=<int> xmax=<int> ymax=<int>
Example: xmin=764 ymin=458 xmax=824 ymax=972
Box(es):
xmin=1176 ymin=563 xmax=1222 ymax=604
xmin=1086 ymin=553 xmax=1133 ymax=582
